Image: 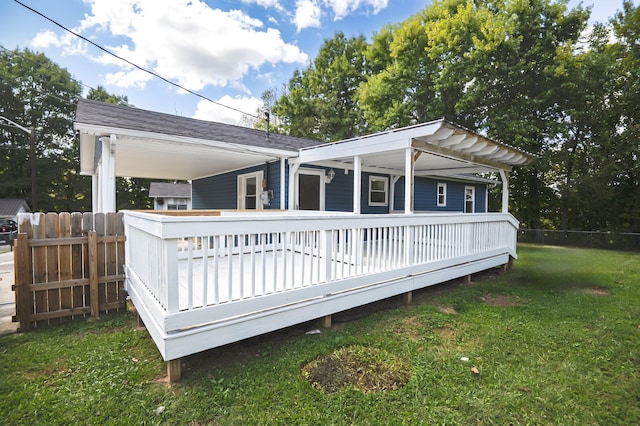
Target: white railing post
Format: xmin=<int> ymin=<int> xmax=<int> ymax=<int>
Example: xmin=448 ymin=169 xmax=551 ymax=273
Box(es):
xmin=164 ymin=239 xmax=179 ymax=314
xmin=323 ymin=229 xmax=333 ymax=282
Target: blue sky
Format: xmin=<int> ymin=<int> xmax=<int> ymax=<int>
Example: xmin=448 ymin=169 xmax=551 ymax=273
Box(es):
xmin=0 ymin=0 xmax=630 ymax=126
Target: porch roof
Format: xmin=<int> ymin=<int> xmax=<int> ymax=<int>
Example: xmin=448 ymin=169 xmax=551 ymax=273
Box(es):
xmin=292 ymin=119 xmax=536 ymax=177
xmin=74 ymin=99 xmax=320 ymax=181
xmin=74 ymin=99 xmax=535 ymax=182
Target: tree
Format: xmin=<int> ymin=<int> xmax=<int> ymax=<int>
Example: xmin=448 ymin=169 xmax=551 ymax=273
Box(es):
xmin=0 ymin=48 xmax=85 ymax=212
xmin=86 ymin=85 xmax=129 ymax=106
xmin=358 ymin=15 xmax=442 ymax=131
xmin=605 ymin=1 xmax=640 ymax=231
xmin=274 ymin=33 xmax=370 ymax=141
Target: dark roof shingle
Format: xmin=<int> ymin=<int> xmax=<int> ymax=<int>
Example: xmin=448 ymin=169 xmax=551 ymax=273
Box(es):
xmin=75 ymin=98 xmax=321 ymax=152
xmin=149 ymin=182 xmax=191 ymax=198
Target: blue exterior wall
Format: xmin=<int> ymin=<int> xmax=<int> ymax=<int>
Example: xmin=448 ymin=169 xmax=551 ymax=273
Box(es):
xmin=193 ymin=162 xmax=488 ymax=213
xmin=192 ymin=162 xmax=285 ymax=210
xmin=393 ymin=177 xmax=487 ymax=213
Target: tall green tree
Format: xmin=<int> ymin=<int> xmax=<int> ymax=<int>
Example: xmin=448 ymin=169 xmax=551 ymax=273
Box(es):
xmin=606 ymin=1 xmax=640 ymax=231
xmin=358 ymin=16 xmax=442 ymax=131
xmin=0 ymin=48 xmax=85 ymax=212
xmin=274 ymin=33 xmax=369 ymax=141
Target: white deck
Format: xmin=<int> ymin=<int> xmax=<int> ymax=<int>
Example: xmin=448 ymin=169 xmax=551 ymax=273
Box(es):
xmin=124 ymin=211 xmax=518 ymax=360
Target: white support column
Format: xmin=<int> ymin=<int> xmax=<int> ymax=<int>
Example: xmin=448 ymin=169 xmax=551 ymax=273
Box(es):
xmin=288 ymin=163 xmax=300 ymax=210
xmin=99 ymin=135 xmax=117 ymax=212
xmin=404 ymin=148 xmax=414 ymax=214
xmin=499 ymin=169 xmax=509 ymax=213
xmin=353 ymin=155 xmax=361 ymax=214
xmin=280 ymin=157 xmax=286 ymax=210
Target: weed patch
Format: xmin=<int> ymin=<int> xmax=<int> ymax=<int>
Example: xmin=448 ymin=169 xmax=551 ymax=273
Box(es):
xmin=301 ymin=345 xmax=411 ymax=393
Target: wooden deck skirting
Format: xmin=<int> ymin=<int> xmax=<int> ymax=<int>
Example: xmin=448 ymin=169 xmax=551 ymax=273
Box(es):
xmin=13 ymin=212 xmax=127 ymax=330
xmin=124 ymin=211 xmax=519 ymax=372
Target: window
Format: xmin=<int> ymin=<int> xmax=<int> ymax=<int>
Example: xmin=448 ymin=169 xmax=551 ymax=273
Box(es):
xmin=369 ymin=176 xmax=389 ymax=206
xmin=167 ymin=199 xmax=188 ymax=210
xmin=437 ymin=183 xmax=447 ymax=207
xmin=465 ymin=186 xmax=475 ymax=213
xmin=237 ymin=171 xmax=264 ymax=210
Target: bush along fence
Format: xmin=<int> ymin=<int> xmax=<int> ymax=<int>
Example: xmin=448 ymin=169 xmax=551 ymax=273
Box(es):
xmin=13 ymin=212 xmax=127 ymax=330
xmin=518 ymin=229 xmax=640 ymax=252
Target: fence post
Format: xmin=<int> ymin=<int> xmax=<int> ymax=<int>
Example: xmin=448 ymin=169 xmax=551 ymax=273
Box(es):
xmin=88 ymin=230 xmax=99 ymax=318
xmin=14 ymin=233 xmax=31 ymax=331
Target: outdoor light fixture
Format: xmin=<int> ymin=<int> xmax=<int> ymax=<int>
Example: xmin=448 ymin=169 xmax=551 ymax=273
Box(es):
xmin=325 ymin=168 xmax=336 ymax=184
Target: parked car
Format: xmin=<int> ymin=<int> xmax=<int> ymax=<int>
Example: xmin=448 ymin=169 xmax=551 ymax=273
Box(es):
xmin=0 ymin=219 xmax=17 ymax=247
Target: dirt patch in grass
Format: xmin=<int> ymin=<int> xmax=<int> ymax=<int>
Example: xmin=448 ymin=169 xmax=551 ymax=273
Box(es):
xmin=435 ymin=326 xmax=455 ymax=340
xmin=437 ymin=305 xmax=458 ymax=315
xmin=480 ymin=293 xmax=526 ymax=307
xmin=302 ymin=345 xmax=411 ymax=393
xmin=575 ymin=286 xmax=611 ymax=296
xmin=391 ymin=316 xmax=423 ymax=342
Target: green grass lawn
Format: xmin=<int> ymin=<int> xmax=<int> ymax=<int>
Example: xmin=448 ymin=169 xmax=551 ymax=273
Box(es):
xmin=1 ymin=244 xmax=639 ymax=424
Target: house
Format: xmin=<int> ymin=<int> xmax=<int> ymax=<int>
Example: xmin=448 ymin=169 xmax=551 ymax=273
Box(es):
xmin=149 ymin=182 xmax=192 ymax=210
xmin=74 ymin=99 xmax=534 ymax=379
xmin=75 ymin=99 xmax=529 ymax=215
xmin=0 ymin=199 xmax=31 ymax=222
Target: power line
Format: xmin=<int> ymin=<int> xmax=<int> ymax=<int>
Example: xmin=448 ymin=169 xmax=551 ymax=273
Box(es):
xmin=12 ymin=0 xmax=260 ymax=120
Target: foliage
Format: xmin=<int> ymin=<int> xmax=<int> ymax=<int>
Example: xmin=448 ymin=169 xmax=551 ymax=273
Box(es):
xmin=272 ymin=0 xmax=638 ymax=232
xmin=0 ymin=48 xmax=85 ymax=212
xmin=1 ymin=245 xmax=639 ymax=424
xmin=273 ymin=32 xmax=369 ymax=141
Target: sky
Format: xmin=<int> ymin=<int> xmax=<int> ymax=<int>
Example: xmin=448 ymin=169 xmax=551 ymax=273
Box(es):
xmin=0 ymin=0 xmax=632 ymax=126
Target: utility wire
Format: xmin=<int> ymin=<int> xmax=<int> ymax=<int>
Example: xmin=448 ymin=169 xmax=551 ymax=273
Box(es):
xmin=12 ymin=0 xmax=260 ymax=119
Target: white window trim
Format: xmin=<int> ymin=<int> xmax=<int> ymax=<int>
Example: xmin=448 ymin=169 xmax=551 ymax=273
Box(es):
xmin=368 ymin=176 xmax=389 ymax=206
xmin=465 ymin=185 xmax=475 ymax=213
xmin=437 ymin=183 xmax=447 ymax=207
xmin=237 ymin=171 xmax=264 ymax=210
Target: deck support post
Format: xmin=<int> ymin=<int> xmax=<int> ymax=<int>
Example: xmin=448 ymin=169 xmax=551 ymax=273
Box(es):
xmin=167 ymin=359 xmax=181 ymax=383
xmin=502 ymin=256 xmax=514 ymax=272
xmin=402 ymin=291 xmax=413 ymax=305
xmin=463 ymin=274 xmax=472 ymax=285
xmin=321 ymin=315 xmax=332 ymax=329
xmin=136 ymin=313 xmax=144 ymax=328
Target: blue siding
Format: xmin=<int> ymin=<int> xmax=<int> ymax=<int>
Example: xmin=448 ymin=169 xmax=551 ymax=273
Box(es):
xmin=325 ymin=169 xmax=352 ymax=212
xmin=393 ymin=177 xmax=487 ymax=213
xmin=193 ymin=162 xmax=283 ymax=210
xmin=193 ymin=162 xmax=487 ymax=213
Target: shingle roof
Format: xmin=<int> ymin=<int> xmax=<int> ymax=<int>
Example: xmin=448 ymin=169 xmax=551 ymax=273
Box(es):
xmin=75 ymin=98 xmax=321 ymax=152
xmin=0 ymin=199 xmax=31 ymax=218
xmin=149 ymin=182 xmax=192 ymax=198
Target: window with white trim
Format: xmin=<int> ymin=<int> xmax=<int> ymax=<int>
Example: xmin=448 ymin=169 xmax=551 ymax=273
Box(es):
xmin=437 ymin=183 xmax=447 ymax=207
xmin=465 ymin=186 xmax=475 ymax=213
xmin=237 ymin=171 xmax=264 ymax=210
xmin=167 ymin=198 xmax=188 ymax=210
xmin=368 ymin=176 xmax=389 ymax=206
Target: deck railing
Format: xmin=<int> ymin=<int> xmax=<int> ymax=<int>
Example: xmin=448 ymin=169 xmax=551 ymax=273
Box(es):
xmin=124 ymin=211 xmax=518 ymax=321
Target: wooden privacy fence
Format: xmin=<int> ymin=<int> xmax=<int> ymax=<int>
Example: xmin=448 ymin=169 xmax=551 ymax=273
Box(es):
xmin=13 ymin=212 xmax=127 ymax=330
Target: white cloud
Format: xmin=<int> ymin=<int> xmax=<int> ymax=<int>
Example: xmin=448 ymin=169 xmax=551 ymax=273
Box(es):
xmin=294 ymin=0 xmax=322 ymax=31
xmin=323 ymin=0 xmax=388 ymax=21
xmin=104 ymin=69 xmax=152 ymax=88
xmin=31 ymin=30 xmax=62 ymax=49
xmin=241 ymin=0 xmax=285 ymax=12
xmin=31 ymin=30 xmax=87 ymax=55
xmin=193 ymin=95 xmax=263 ymax=125
xmin=75 ymin=0 xmax=307 ymax=90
